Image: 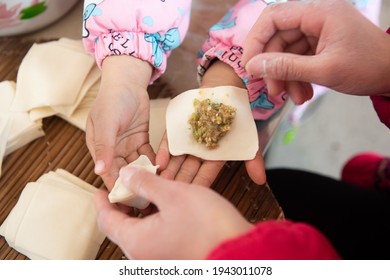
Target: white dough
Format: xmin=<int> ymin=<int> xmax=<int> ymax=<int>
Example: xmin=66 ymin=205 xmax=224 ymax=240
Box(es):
xmin=0 ymin=169 xmax=106 ymax=260
xmin=166 ymin=86 xmax=259 ymax=161
xmin=12 ymin=40 xmax=95 ymax=112
xmin=109 ymin=155 xmax=159 ymax=209
xmin=149 ymin=98 xmax=170 ymax=152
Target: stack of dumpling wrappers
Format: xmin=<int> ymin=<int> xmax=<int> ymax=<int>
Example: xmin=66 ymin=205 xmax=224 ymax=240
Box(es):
xmin=0 ymin=38 xmax=99 ymax=176
xmin=0 ymin=169 xmax=105 ymax=260
xmin=0 ymin=38 xmax=169 ymax=259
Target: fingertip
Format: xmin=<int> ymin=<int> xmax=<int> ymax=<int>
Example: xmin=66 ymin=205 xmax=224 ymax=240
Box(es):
xmin=120 ymin=166 xmax=138 ymax=185
xmin=155 ymin=133 xmax=170 ymax=170
xmin=252 ymin=172 xmax=267 ymax=186
xmin=155 ymin=149 xmax=169 ymax=171
xmin=241 ymin=53 xmax=251 ymax=67
xmin=94 ymin=160 xmax=106 ymax=175
xmin=245 ymin=153 xmax=266 ymax=185
xmin=93 ymin=145 xmax=114 ymax=176
xmin=286 ymin=81 xmax=313 ymax=105
xmin=244 ymin=56 xmax=262 ymax=76
xmin=119 ymin=166 xmax=153 ymax=201
xmin=119 ymin=165 xmax=174 ymax=208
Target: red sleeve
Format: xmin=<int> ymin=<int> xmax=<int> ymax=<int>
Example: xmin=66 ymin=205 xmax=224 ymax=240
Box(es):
xmin=370 ymin=96 xmax=390 ymax=129
xmin=371 ymin=28 xmax=390 ymax=129
xmin=206 ymin=220 xmax=341 ymax=260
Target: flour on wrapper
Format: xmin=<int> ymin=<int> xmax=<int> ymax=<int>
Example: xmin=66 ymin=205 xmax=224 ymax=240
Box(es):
xmin=166 ymin=86 xmax=259 ymax=161
xmin=108 ymin=155 xmax=159 ymax=209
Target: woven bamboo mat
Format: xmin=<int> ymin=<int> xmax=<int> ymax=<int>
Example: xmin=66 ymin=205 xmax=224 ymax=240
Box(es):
xmin=0 ymin=37 xmax=283 ymax=260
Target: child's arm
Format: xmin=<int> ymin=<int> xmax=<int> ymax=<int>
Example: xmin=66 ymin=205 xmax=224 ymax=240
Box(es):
xmin=157 ymin=0 xmax=275 ymax=187
xmin=197 ymin=0 xmax=285 ymax=120
xmin=82 ymin=0 xmax=192 ymax=190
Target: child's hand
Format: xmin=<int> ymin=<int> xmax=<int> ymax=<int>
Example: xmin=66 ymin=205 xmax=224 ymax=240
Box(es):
xmin=156 ymin=61 xmax=266 ymax=187
xmin=156 ymin=132 xmax=226 ymax=187
xmin=94 ymin=166 xmax=253 ymax=259
xmin=86 ymin=56 xmax=155 ymax=190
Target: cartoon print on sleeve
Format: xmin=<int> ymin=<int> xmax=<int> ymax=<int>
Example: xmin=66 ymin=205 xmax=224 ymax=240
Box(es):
xmin=250 ymin=87 xmax=275 ymax=110
xmin=262 ymin=0 xmax=280 ymax=5
xmin=210 ymin=9 xmax=236 ymax=31
xmin=83 ymin=3 xmax=102 ymax=38
xmin=144 ymin=27 xmax=181 ymax=67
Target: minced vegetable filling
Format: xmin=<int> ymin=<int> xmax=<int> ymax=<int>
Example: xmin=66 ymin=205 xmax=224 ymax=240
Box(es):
xmin=188 ymin=98 xmax=236 ymax=149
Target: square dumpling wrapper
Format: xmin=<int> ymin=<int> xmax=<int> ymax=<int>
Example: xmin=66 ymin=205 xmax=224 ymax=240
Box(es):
xmin=0 ymin=169 xmax=106 ymax=260
xmin=166 ymin=86 xmax=259 ymax=161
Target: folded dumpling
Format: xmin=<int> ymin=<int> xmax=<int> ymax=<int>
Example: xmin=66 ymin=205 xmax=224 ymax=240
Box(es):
xmin=108 ymin=155 xmax=159 ymax=209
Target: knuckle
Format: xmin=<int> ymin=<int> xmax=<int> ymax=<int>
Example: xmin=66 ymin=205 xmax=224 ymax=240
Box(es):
xmin=194 ymin=173 xmax=214 ymax=188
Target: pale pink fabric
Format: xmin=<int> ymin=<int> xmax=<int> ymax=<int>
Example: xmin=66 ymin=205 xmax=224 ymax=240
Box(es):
xmin=197 ymin=0 xmax=286 ymax=120
xmin=82 ymin=0 xmax=192 ymax=83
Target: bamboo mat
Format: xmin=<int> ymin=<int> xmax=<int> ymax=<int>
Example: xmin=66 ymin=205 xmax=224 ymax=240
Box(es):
xmin=0 ymin=37 xmax=284 ymax=260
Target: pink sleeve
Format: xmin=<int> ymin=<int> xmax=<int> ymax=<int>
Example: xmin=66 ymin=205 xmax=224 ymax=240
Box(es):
xmin=197 ymin=0 xmax=286 ymax=120
xmin=206 ymin=220 xmax=341 ymax=260
xmin=82 ymin=0 xmax=192 ymax=83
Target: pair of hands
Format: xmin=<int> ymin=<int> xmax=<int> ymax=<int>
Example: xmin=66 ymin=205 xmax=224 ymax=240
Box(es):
xmin=87 ymin=56 xmax=266 ymax=191
xmin=90 ymin=0 xmax=390 ymax=260
xmin=94 ymin=166 xmax=253 ymax=259
xmin=87 ymin=57 xmax=262 ymax=259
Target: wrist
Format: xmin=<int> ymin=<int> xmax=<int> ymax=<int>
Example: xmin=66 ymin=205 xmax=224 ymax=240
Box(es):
xmin=200 ymin=60 xmax=245 ymax=89
xmin=101 ymin=55 xmax=153 ymax=90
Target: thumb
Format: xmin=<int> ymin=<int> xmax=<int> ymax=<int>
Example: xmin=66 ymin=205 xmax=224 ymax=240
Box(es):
xmin=120 ymin=166 xmax=178 ymax=210
xmin=245 ymin=53 xmax=321 ymax=84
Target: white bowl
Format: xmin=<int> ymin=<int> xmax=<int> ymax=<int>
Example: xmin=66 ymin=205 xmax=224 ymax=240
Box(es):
xmin=0 ymin=0 xmax=78 ymax=36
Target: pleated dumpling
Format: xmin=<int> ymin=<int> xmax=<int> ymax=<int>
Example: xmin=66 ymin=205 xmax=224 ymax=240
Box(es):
xmin=108 ymin=155 xmax=159 ymax=209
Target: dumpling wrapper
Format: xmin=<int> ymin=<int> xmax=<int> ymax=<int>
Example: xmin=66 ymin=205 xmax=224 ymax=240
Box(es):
xmin=12 ymin=40 xmax=95 ymax=112
xmin=51 ymin=65 xmax=101 ymax=118
xmin=0 ymin=81 xmax=44 ymax=168
xmin=57 ymin=79 xmax=100 ymax=131
xmin=0 ymin=169 xmax=106 ymax=260
xmin=166 ymin=86 xmax=259 ymax=161
xmin=0 ymin=81 xmax=14 ymax=175
xmin=109 ymin=155 xmax=159 ymax=209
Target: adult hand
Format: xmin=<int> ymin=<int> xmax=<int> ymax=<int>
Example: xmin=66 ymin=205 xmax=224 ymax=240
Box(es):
xmin=86 ymin=55 xmax=155 ymax=190
xmin=94 ymin=166 xmax=253 ymax=259
xmin=242 ymin=0 xmax=390 ymax=104
xmin=156 ymin=60 xmax=266 ymax=187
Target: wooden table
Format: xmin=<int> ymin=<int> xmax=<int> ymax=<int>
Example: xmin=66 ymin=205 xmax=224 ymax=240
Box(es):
xmin=0 ymin=1 xmax=284 ymax=260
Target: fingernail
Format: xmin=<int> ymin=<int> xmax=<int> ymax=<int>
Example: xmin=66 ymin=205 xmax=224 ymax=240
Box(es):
xmin=94 ymin=160 xmax=105 ymax=175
